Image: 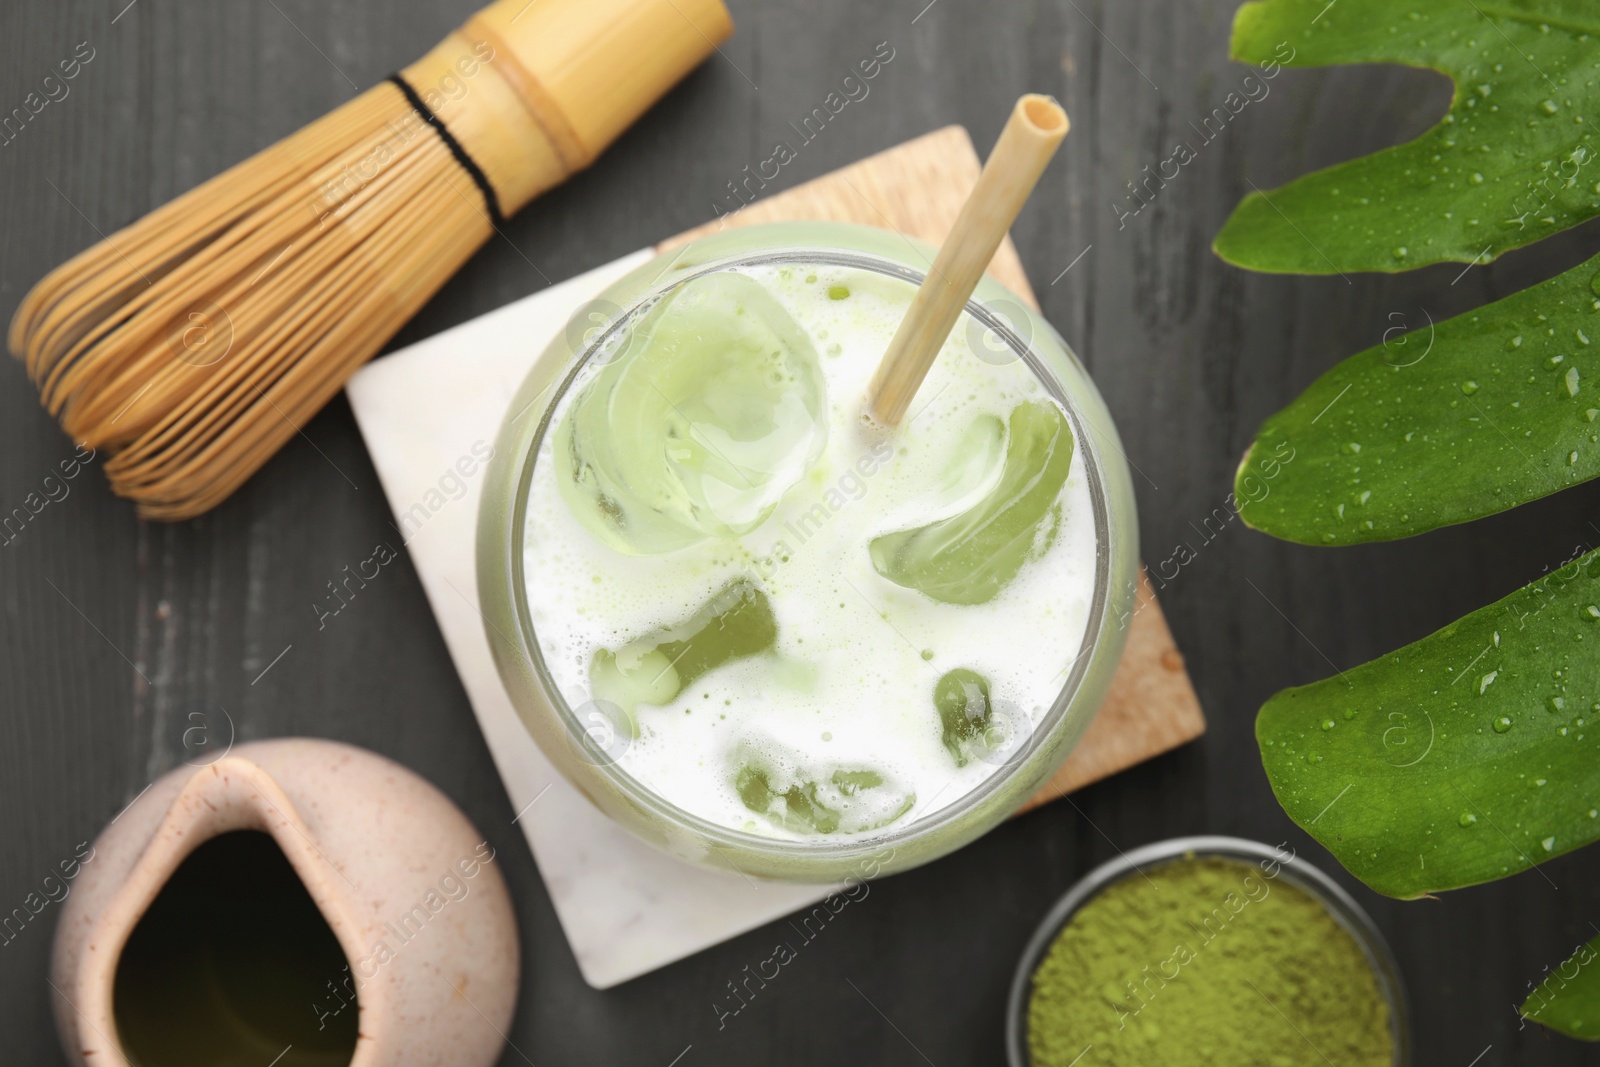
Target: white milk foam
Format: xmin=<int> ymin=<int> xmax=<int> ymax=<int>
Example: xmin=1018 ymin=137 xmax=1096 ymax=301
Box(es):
xmin=523 ymin=263 xmax=1097 ymax=840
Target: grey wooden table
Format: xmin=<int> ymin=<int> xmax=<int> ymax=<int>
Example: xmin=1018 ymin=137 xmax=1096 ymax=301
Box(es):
xmin=3 ymin=1 xmax=1598 ymax=1064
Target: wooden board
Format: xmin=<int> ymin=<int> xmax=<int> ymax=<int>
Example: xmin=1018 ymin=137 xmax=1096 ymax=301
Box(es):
xmin=661 ymin=126 xmax=1205 ymax=810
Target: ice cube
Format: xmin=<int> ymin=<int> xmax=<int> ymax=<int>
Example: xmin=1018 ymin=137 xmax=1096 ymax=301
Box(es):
xmin=734 ymin=744 xmax=915 ymax=835
xmin=589 ymin=579 xmax=777 ymax=729
xmin=923 ymin=413 xmax=1006 ymax=519
xmin=556 ymin=271 xmax=828 ymax=555
xmin=870 ymin=400 xmax=1074 ymax=605
xmin=934 ymin=667 xmax=994 ymax=767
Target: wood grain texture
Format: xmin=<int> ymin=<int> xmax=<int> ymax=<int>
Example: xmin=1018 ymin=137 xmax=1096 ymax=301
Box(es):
xmin=664 ymin=125 xmax=1204 ymax=812
xmin=4 ymin=2 xmax=1600 ymax=1065
xmin=665 ymin=126 xmax=1037 ymax=301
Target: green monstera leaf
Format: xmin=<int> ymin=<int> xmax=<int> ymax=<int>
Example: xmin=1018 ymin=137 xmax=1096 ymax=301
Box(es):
xmin=1215 ymin=0 xmax=1600 ymax=275
xmin=1258 ymin=546 xmax=1600 ymax=899
xmin=1522 ymin=935 xmax=1600 ymax=1039
xmin=1217 ymin=0 xmax=1600 ymax=1042
xmin=1236 ymin=250 xmax=1600 ymax=545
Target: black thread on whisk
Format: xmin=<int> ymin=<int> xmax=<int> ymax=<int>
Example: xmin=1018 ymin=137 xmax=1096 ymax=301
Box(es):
xmin=388 ymin=73 xmax=507 ymax=229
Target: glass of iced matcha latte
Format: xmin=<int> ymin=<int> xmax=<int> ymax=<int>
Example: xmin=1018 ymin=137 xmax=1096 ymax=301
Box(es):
xmin=477 ymin=221 xmax=1137 ymax=882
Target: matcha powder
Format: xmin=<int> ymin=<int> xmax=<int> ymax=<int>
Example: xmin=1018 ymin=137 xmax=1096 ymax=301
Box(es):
xmin=1027 ymin=856 xmax=1393 ymax=1066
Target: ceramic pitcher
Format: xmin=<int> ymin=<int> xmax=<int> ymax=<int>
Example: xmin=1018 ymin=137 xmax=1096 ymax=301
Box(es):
xmin=50 ymin=738 xmax=519 ymax=1067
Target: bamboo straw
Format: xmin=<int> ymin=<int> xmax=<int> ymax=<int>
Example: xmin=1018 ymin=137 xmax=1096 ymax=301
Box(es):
xmin=9 ymin=0 xmax=732 ymax=519
xmin=866 ymin=95 xmax=1068 ymax=426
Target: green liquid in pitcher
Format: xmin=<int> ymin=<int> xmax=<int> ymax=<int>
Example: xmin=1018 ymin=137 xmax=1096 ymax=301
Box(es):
xmin=113 ymin=831 xmax=357 ymax=1067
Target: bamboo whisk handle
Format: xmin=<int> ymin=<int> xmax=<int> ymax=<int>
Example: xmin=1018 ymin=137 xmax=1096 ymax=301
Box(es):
xmin=407 ymin=0 xmax=734 ymax=218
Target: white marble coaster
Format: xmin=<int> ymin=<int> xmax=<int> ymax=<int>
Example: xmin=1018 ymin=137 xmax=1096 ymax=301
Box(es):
xmin=345 ymin=253 xmax=835 ymax=989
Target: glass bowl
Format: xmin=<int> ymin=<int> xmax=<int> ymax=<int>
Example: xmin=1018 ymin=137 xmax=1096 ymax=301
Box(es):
xmin=476 ymin=221 xmax=1139 ymax=882
xmin=1005 ymin=835 xmax=1412 ymax=1066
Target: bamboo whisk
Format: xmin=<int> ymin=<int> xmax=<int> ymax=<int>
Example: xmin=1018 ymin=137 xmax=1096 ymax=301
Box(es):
xmin=9 ymin=0 xmax=732 ymax=520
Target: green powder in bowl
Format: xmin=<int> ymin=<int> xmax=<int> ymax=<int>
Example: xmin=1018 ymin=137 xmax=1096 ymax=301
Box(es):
xmin=1018 ymin=845 xmax=1402 ymax=1066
